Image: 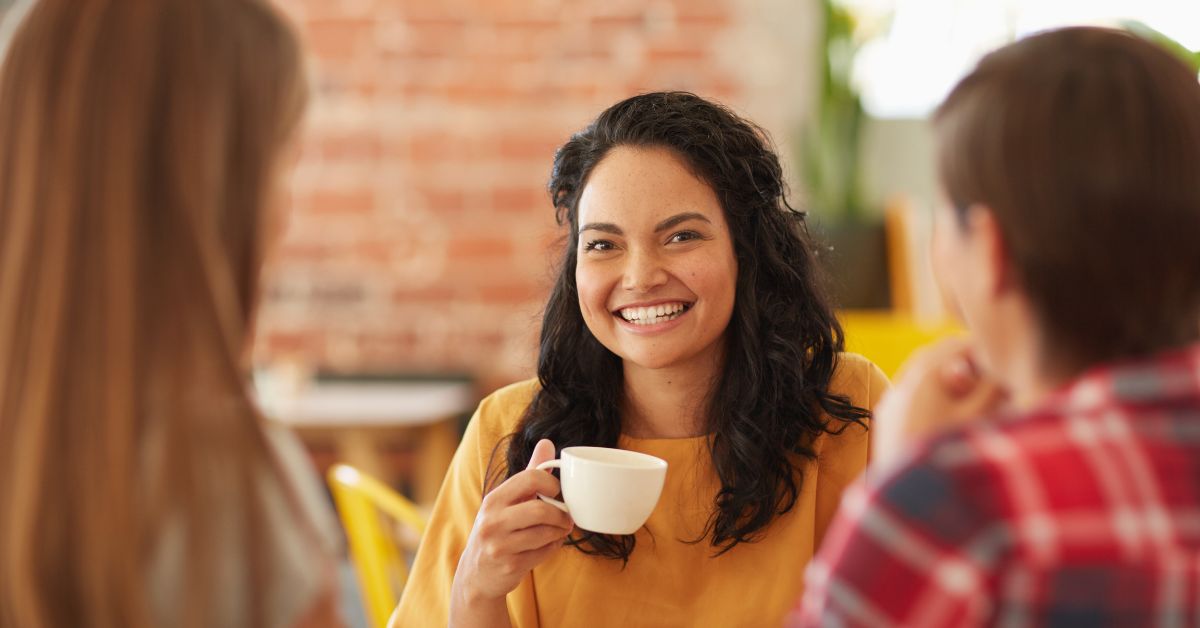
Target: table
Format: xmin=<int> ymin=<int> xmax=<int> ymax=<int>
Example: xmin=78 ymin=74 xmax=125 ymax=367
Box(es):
xmin=258 ymin=376 xmax=477 ymax=507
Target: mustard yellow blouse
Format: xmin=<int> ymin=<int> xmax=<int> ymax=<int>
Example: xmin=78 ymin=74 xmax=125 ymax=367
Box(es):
xmin=394 ymin=353 xmax=888 ymax=627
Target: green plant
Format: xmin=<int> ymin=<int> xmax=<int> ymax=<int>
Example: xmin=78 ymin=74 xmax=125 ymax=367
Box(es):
xmin=801 ymin=0 xmax=868 ymax=222
xmin=1121 ymin=20 xmax=1200 ymax=73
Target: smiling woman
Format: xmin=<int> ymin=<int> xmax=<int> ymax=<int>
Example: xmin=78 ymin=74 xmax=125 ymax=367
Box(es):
xmin=393 ymin=92 xmax=890 ymax=628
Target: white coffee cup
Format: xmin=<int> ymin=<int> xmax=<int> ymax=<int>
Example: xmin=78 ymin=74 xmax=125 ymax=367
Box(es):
xmin=535 ymin=446 xmax=668 ymax=535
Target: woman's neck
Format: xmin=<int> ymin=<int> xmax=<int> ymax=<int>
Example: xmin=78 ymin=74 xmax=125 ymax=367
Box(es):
xmin=620 ymin=352 xmax=723 ymax=439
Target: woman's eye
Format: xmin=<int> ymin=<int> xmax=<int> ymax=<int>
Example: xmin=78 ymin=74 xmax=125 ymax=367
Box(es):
xmin=583 ymin=239 xmax=615 ymax=252
xmin=668 ymin=230 xmax=701 ymax=244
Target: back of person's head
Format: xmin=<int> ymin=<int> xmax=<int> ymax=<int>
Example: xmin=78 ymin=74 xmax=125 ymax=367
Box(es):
xmin=934 ymin=26 xmax=1200 ymax=374
xmin=0 ymin=1 xmax=307 ymax=626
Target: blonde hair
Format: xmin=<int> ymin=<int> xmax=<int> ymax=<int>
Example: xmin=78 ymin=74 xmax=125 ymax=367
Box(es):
xmin=0 ymin=1 xmax=309 ymax=626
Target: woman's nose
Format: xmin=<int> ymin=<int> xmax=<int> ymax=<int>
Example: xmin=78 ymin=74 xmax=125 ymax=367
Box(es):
xmin=621 ymin=248 xmax=669 ymax=292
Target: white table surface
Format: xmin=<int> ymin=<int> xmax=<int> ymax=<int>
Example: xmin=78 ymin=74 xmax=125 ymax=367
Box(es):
xmin=258 ymin=378 xmax=476 ymax=428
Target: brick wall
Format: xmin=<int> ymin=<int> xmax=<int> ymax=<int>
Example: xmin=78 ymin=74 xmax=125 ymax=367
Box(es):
xmin=257 ymin=0 xmax=818 ymax=388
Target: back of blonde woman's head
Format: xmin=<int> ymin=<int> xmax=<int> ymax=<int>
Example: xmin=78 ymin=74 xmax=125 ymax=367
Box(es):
xmin=0 ymin=1 xmax=307 ymax=626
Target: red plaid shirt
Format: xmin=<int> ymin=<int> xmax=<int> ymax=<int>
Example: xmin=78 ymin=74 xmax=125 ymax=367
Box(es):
xmin=791 ymin=343 xmax=1200 ymax=627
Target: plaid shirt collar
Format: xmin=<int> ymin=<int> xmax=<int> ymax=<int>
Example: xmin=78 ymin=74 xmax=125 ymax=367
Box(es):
xmin=1051 ymin=341 xmax=1200 ymax=415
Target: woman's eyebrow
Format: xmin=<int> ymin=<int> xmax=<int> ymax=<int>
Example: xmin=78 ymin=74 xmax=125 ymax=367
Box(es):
xmin=654 ymin=212 xmax=711 ymax=232
xmin=579 ymin=212 xmax=711 ymax=235
xmin=579 ymin=222 xmax=622 ymax=235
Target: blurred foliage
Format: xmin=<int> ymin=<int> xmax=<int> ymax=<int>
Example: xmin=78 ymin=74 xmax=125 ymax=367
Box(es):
xmin=801 ymin=0 xmax=868 ymax=222
xmin=799 ymin=12 xmax=1198 ymax=224
xmin=1121 ymin=20 xmax=1200 ymax=73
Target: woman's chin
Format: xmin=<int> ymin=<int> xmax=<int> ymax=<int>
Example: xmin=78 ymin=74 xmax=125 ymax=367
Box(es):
xmin=616 ymin=348 xmax=691 ymax=372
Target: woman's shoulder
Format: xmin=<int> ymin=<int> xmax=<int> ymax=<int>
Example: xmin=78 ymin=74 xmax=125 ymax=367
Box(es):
xmin=145 ymin=424 xmax=338 ymax=628
xmin=812 ymin=353 xmax=885 ymax=479
xmin=257 ymin=425 xmax=341 ymax=623
xmin=468 ymin=377 xmax=540 ymax=446
xmin=262 ymin=424 xmax=342 ymax=550
xmin=830 ymin=352 xmax=890 ymax=410
xmin=480 ymin=377 xmax=541 ymax=409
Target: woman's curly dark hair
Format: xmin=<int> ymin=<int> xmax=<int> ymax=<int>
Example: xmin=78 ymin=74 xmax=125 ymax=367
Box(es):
xmin=496 ymin=91 xmax=869 ymax=563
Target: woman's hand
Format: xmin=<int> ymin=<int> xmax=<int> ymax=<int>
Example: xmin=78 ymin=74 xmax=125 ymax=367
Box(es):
xmin=449 ymin=439 xmax=574 ymax=627
xmin=871 ymin=337 xmax=1009 ymax=473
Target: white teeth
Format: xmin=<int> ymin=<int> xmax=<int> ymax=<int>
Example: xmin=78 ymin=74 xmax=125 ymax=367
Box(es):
xmin=617 ymin=302 xmax=688 ymax=325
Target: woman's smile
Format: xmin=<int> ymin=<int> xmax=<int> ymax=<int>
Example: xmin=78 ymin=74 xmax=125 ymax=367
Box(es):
xmin=613 ymin=300 xmax=695 ymax=333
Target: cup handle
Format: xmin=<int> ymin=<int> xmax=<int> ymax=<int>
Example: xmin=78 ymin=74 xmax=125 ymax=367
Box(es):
xmin=534 ymin=459 xmax=568 ymax=513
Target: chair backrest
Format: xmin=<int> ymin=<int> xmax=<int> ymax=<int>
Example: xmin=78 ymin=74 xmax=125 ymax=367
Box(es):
xmin=839 ymin=310 xmax=961 ymax=378
xmin=327 ymin=464 xmax=427 ymax=628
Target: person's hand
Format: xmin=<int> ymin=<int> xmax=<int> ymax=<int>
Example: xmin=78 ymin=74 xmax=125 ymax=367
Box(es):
xmin=452 ymin=439 xmax=574 ymax=608
xmin=871 ymin=337 xmax=1009 ymax=472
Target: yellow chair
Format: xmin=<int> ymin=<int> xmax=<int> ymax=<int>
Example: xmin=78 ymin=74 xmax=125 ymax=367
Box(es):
xmin=327 ymin=464 xmax=427 ymax=628
xmin=839 ymin=310 xmax=961 ymax=378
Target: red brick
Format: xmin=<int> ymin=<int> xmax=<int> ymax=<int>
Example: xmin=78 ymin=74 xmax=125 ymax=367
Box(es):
xmin=416 ymin=186 xmax=466 ymax=212
xmin=352 ymin=240 xmax=396 ymax=266
xmin=305 ymin=18 xmax=373 ymax=60
xmin=442 ymin=83 xmax=527 ymax=105
xmin=399 ymin=13 xmax=467 ymax=28
xmin=539 ymin=226 xmax=569 ymax=250
xmin=704 ymin=79 xmax=740 ymax=101
xmin=319 ymin=133 xmax=383 ymax=162
xmin=395 ymin=23 xmax=464 ymax=58
xmin=392 ymin=286 xmax=460 ymax=302
xmin=591 ymin=14 xmax=644 ymax=30
xmin=674 ymin=0 xmax=732 ymax=27
xmin=678 ymin=12 xmax=732 ymax=29
xmin=277 ymin=241 xmax=336 ymax=262
xmin=356 ymin=331 xmax=419 ymax=354
xmin=479 ymin=282 xmax=546 ymax=304
xmin=446 ymin=237 xmax=515 ymax=259
xmin=491 ymin=186 xmax=546 ymax=213
xmin=307 ymin=189 xmax=375 ymax=214
xmin=646 ymin=44 xmax=709 ymax=64
xmin=495 ymin=135 xmax=562 ymax=161
xmin=262 ymin=330 xmax=323 ymax=356
xmin=262 ymin=0 xmax=760 ymax=379
xmin=492 ymin=17 xmax=559 ymax=29
xmin=462 ymin=0 xmax=550 ymax=20
xmin=409 ymin=132 xmax=465 ymax=162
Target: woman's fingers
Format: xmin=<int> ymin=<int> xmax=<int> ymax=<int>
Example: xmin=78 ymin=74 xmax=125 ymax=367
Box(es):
xmin=482 ymin=438 xmax=562 ymax=509
xmin=496 ymin=497 xmax=573 ymax=533
xmin=526 ymin=438 xmax=557 ymax=470
xmin=455 ymin=441 xmax=572 ymax=604
xmin=515 ymin=535 xmax=569 ymax=567
xmin=484 ymin=466 xmax=562 ymax=509
xmin=500 ymin=524 xmax=572 ymax=555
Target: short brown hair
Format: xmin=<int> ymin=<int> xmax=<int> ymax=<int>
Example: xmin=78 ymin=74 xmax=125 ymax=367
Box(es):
xmin=934 ymin=26 xmax=1200 ymax=372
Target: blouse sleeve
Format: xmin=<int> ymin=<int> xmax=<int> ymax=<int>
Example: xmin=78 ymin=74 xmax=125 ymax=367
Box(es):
xmin=391 ymin=391 xmax=511 ymax=627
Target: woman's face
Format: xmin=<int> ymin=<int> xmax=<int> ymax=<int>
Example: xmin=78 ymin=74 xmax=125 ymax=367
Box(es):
xmin=574 ymin=145 xmax=738 ymax=372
